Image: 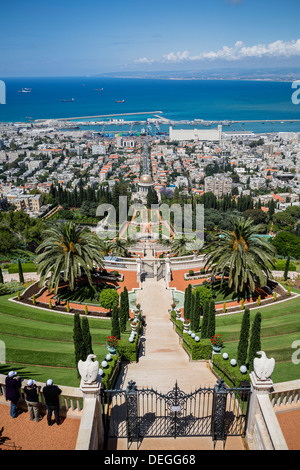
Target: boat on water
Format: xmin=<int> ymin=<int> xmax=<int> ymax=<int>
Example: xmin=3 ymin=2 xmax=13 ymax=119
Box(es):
xmin=94 ymin=88 xmax=104 ymax=91
xmin=115 ymin=99 xmax=125 ymax=103
xmin=61 ymin=98 xmax=75 ymax=102
xmin=18 ymin=88 xmax=32 ymax=93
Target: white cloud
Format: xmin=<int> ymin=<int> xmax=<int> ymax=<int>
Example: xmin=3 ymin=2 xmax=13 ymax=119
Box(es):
xmin=134 ymin=39 xmax=300 ymax=65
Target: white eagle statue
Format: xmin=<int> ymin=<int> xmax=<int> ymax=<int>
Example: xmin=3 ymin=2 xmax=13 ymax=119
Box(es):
xmin=254 ymin=351 xmax=275 ymax=380
xmin=78 ymin=354 xmax=99 ymax=384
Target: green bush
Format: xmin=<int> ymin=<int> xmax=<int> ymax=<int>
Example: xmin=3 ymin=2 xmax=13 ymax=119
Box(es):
xmin=0 ymin=282 xmax=22 ymax=295
xmin=212 ymin=354 xmax=250 ymax=388
xmin=101 ymin=354 xmax=120 ymax=389
xmin=182 ymin=335 xmax=211 ymax=360
xmin=118 ymin=321 xmax=140 ymax=362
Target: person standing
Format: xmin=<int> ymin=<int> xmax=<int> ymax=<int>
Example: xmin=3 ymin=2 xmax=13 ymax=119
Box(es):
xmin=5 ymin=371 xmax=22 ymax=418
xmin=23 ymin=379 xmax=42 ymax=422
xmin=42 ymin=379 xmax=62 ymax=426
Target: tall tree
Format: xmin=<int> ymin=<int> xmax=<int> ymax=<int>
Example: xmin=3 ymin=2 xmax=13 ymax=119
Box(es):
xmin=36 ymin=221 xmax=103 ymax=294
xmin=18 ymin=259 xmax=24 ymax=284
xmin=192 ymin=289 xmax=201 ymax=333
xmin=111 ymin=305 xmax=120 ymax=340
xmin=184 ymin=284 xmax=192 ymax=320
xmin=201 ymin=300 xmax=210 ymax=339
xmin=284 ymin=255 xmax=290 ymax=282
xmin=206 ymin=300 xmax=216 ymax=339
xmin=204 ymin=216 xmax=276 ymax=294
xmin=81 ymin=317 xmax=93 ymax=357
xmin=73 ymin=313 xmax=86 ymax=375
xmin=237 ymin=308 xmax=250 ymax=367
xmin=248 ymin=312 xmax=262 ymax=371
xmin=119 ymin=291 xmax=127 ymax=333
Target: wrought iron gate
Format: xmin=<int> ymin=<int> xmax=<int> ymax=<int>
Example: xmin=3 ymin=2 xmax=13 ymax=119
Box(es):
xmin=141 ymin=261 xmax=154 ymax=280
xmin=101 ymin=379 xmax=251 ymax=449
xmin=156 ymin=262 xmax=165 ymax=281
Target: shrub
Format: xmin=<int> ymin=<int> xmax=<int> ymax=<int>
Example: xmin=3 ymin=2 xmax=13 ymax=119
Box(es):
xmin=182 ymin=336 xmax=211 ymax=360
xmin=212 ymin=354 xmax=250 ymax=388
xmin=189 ymin=270 xmax=194 ymax=276
xmin=0 ymin=282 xmax=21 ymax=296
xmin=118 ymin=323 xmax=140 ymax=362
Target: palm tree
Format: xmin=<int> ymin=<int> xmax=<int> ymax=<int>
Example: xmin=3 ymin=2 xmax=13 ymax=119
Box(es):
xmin=108 ymin=237 xmax=134 ymax=258
xmin=170 ymin=237 xmax=190 ymax=257
xmin=204 ymin=216 xmax=276 ymax=294
xmin=36 ymin=221 xmax=104 ymax=294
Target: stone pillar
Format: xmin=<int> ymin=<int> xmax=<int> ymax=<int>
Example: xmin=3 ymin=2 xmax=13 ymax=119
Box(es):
xmin=78 ymin=377 xmax=103 ymax=450
xmin=245 ymin=371 xmax=274 ymax=448
xmin=245 ymin=351 xmax=276 ymax=448
xmin=165 ymin=256 xmax=171 ymax=288
xmin=136 ymin=256 xmax=141 ymax=288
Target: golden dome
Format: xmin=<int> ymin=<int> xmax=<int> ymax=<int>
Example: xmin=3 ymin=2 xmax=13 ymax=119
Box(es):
xmin=139 ymin=174 xmax=153 ymax=184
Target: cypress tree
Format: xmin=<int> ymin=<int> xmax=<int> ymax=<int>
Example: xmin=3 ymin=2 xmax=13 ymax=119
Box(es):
xmin=248 ymin=312 xmax=262 ymax=371
xmin=123 ymin=286 xmax=130 ymax=319
xmin=190 ymin=292 xmax=195 ymax=328
xmin=184 ymin=284 xmax=192 ymax=320
xmin=119 ymin=291 xmax=127 ymax=333
xmin=237 ymin=308 xmax=250 ymax=367
xmin=73 ymin=313 xmax=86 ymax=375
xmin=207 ymin=300 xmax=216 ymax=339
xmin=111 ymin=305 xmax=120 ymax=340
xmin=81 ymin=317 xmax=93 ymax=357
xmin=192 ymin=289 xmax=201 ymax=333
xmin=201 ymin=300 xmax=209 ymax=339
xmin=18 ymin=259 xmax=24 ymax=284
xmin=284 ymin=255 xmax=290 ymax=282
xmin=0 ymin=266 xmax=3 ymax=284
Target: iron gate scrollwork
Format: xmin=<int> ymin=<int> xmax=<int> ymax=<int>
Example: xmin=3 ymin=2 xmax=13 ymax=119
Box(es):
xmin=101 ymin=380 xmax=251 ymax=448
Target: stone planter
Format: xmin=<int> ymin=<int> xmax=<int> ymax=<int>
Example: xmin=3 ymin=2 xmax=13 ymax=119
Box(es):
xmin=212 ymin=345 xmax=223 ymax=354
xmin=106 ymin=344 xmax=117 ymax=355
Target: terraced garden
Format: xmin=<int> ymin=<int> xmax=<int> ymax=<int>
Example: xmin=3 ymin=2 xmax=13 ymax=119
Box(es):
xmin=0 ymin=293 xmax=112 ymax=387
xmin=215 ymin=291 xmax=300 ymax=383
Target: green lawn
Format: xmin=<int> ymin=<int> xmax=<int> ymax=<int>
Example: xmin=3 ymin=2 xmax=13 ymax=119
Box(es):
xmin=8 ymin=262 xmax=38 ymax=274
xmin=0 ymin=293 xmax=113 ymax=387
xmin=215 ymin=294 xmax=300 ymax=383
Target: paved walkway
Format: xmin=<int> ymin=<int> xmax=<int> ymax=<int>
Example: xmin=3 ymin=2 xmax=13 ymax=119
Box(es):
xmin=112 ymin=277 xmax=245 ymax=450
xmin=116 ymin=278 xmax=216 ymax=391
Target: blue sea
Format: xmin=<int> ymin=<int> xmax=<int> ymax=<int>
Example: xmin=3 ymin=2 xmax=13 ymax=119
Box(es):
xmin=0 ymin=76 xmax=300 ymax=134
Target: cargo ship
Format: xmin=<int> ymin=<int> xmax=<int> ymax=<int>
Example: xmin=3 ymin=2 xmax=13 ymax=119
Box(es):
xmin=115 ymin=99 xmax=125 ymax=103
xmin=61 ymin=98 xmax=75 ymax=102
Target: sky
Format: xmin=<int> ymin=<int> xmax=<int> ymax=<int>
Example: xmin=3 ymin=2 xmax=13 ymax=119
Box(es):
xmin=1 ymin=0 xmax=300 ymax=76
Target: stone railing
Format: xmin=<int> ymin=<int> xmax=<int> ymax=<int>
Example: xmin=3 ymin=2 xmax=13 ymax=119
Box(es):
xmin=252 ymin=394 xmax=288 ymax=450
xmin=246 ymin=370 xmax=292 ymax=450
xmin=0 ymin=374 xmax=83 ymax=418
xmin=270 ymin=380 xmax=300 ymax=408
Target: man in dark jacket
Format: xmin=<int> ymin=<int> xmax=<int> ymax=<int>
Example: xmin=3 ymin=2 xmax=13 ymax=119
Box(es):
xmin=5 ymin=371 xmax=22 ymax=418
xmin=42 ymin=379 xmax=62 ymax=426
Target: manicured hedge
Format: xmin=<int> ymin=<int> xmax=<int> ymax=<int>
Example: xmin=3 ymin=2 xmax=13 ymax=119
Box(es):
xmin=212 ymin=353 xmax=250 ymax=388
xmin=100 ymin=354 xmax=120 ymax=389
xmin=118 ymin=321 xmax=140 ymax=362
xmin=182 ymin=335 xmax=211 ymax=360
xmin=170 ymin=311 xmax=211 ymax=360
